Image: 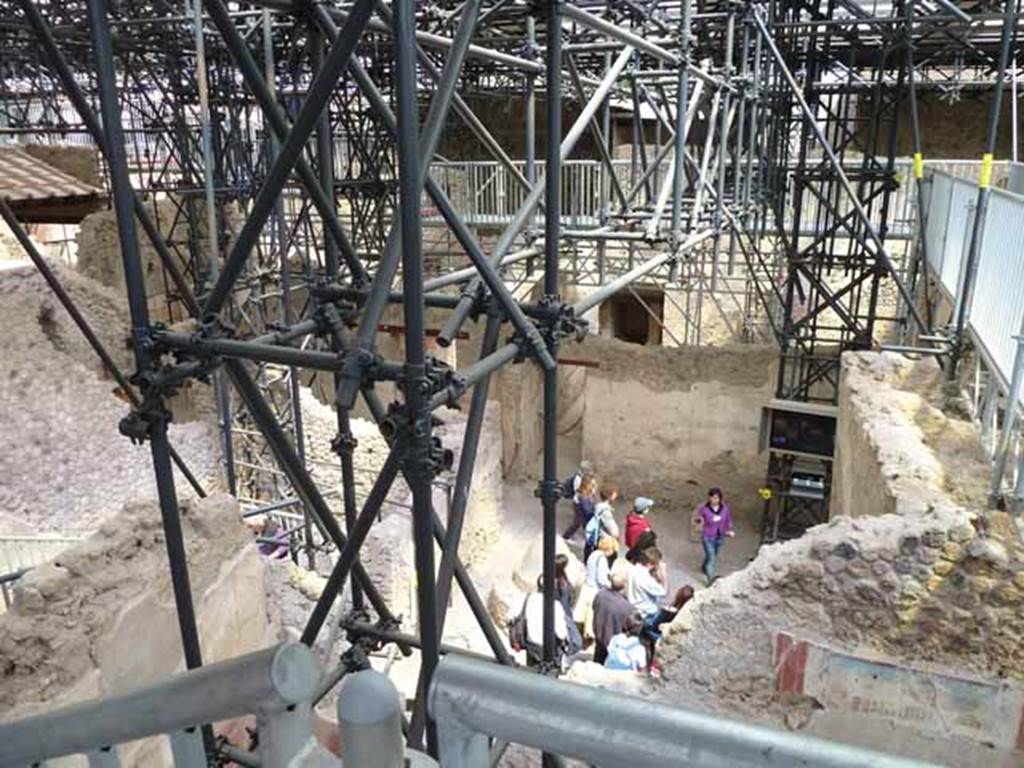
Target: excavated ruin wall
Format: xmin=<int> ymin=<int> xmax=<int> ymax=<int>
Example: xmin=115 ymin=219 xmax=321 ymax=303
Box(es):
xmin=496 ymin=337 xmax=777 ymax=527
xmin=0 ymin=494 xmax=273 ymax=767
xmin=359 ymin=402 xmax=505 ymax=626
xmin=0 ymin=264 xmax=220 ymax=535
xmin=75 ymin=195 xmax=242 ymax=326
xmin=656 ymin=351 xmax=1024 ymax=765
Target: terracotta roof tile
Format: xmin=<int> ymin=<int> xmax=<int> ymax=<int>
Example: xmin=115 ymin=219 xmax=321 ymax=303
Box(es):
xmin=0 ymin=146 xmax=102 ymax=203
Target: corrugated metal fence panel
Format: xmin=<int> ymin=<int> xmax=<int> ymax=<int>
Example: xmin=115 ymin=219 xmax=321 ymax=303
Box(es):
xmin=923 ymin=172 xmax=952 ymax=283
xmin=940 ymin=176 xmax=977 ymax=304
xmin=966 ymin=188 xmax=1024 ymax=379
xmin=0 ymin=535 xmax=83 ymax=575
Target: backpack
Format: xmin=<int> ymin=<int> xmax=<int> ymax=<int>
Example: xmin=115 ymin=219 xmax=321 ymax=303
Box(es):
xmin=584 ymin=512 xmax=603 ymax=547
xmin=507 ymin=608 xmax=527 ymax=651
xmin=561 ymin=473 xmax=578 ymax=499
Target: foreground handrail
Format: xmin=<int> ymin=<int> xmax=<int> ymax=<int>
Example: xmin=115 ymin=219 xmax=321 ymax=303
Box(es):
xmin=0 ymin=643 xmax=320 ymax=768
xmin=428 ymin=654 xmax=940 ymax=768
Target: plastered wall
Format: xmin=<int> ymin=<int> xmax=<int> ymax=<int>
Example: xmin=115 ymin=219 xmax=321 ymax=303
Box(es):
xmin=494 ymin=334 xmax=778 ymax=527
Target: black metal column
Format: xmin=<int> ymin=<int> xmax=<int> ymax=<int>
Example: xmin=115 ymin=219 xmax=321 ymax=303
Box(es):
xmin=393 ymin=0 xmax=439 ymax=753
xmin=540 ymin=0 xmax=563 ymax=668
xmin=86 ymin=0 xmax=209 ymax=750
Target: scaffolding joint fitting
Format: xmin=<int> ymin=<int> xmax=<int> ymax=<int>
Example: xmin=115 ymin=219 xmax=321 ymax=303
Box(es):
xmin=340 ymin=642 xmax=370 ymax=672
xmin=199 ymin=313 xmax=236 ymax=341
xmin=330 ymin=430 xmax=358 ymax=456
xmin=118 ymin=396 xmax=172 ymax=446
xmin=534 ymin=478 xmax=563 ymax=506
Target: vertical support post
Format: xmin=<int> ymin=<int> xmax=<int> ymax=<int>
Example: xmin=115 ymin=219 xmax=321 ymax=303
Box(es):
xmin=168 ymin=728 xmax=206 ymax=768
xmin=393 ymin=0 xmax=439 ymax=754
xmin=598 ymin=49 xmax=612 ymax=284
xmin=192 ymin=0 xmax=237 ymax=499
xmin=990 ymin=335 xmax=1024 ymax=501
xmin=712 ymin=9 xmax=736 ymax=289
xmin=87 ymin=748 xmax=121 ymax=768
xmin=1012 ymin=56 xmax=1019 ymax=163
xmin=949 ymin=0 xmax=1017 ymax=377
xmin=541 ymin=0 xmax=562 ymax=669
xmin=258 ymin=703 xmax=315 ymax=767
xmin=525 ymin=15 xmax=537 ymax=189
xmin=901 ymin=0 xmax=931 ymax=338
xmin=671 ymin=0 xmax=692 ymax=252
xmin=338 ymin=670 xmax=406 ymax=768
xmin=729 ymin=17 xmax=750 ymax=274
xmin=315 ymin=26 xmax=361 ymax=601
xmin=86 ymin=0 xmax=210 ymax=754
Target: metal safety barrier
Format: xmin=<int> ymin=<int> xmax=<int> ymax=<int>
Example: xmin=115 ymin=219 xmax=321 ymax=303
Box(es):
xmin=919 ymin=167 xmax=1024 ymax=503
xmin=424 ymin=157 xmax=997 ymax=239
xmin=0 ymin=643 xmax=442 ymax=768
xmin=428 ymin=654 xmax=939 ymax=768
xmin=0 ymin=643 xmax=322 ymax=768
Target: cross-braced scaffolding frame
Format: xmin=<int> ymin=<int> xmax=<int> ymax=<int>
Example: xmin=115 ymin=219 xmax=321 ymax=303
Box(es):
xmin=1 ymin=0 xmax=1021 ymax=760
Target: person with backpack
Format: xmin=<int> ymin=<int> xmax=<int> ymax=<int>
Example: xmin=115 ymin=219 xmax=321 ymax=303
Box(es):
xmin=624 ymin=496 xmax=655 ymax=550
xmin=694 ymin=485 xmax=735 ymax=585
xmin=512 ymin=575 xmax=572 ymax=669
xmin=584 ymin=483 xmax=620 ymax=561
xmin=563 ymin=460 xmax=594 ymax=501
xmin=562 ymin=472 xmax=597 ymax=543
xmin=603 ymin=614 xmax=648 ymax=673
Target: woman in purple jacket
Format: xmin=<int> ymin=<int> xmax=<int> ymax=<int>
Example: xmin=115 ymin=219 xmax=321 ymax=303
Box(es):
xmin=695 ymin=486 xmax=734 ymax=585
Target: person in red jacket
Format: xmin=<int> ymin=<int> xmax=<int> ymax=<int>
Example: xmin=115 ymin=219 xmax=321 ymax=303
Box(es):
xmin=624 ymin=496 xmax=655 ymax=550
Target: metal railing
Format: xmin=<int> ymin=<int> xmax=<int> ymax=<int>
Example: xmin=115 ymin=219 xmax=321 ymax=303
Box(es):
xmin=921 ymin=170 xmax=1024 ymax=389
xmin=0 ymin=643 xmax=322 ymax=768
xmin=424 ymin=157 xmax=998 ymax=238
xmin=0 ymin=641 xmax=443 ymax=768
xmin=427 ymin=654 xmax=939 ymax=768
xmin=0 ymin=644 xmax=941 ymax=768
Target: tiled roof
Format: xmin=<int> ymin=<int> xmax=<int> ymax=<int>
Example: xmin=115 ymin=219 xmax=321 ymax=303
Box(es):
xmin=0 ymin=146 xmax=101 ymax=203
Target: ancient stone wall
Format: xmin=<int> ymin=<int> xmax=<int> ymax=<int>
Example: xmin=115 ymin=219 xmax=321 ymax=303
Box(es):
xmin=657 ymin=351 xmax=1024 ymax=765
xmin=493 ymin=336 xmax=777 ymax=526
xmin=0 ymin=494 xmax=273 ymax=767
xmin=576 ymin=336 xmax=777 ymax=527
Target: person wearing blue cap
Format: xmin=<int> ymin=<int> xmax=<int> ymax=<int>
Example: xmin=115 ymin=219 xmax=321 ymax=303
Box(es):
xmin=624 ymin=496 xmax=655 ymax=550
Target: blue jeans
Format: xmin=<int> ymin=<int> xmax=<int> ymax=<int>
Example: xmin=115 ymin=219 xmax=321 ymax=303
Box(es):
xmin=701 ymin=537 xmax=723 ymax=582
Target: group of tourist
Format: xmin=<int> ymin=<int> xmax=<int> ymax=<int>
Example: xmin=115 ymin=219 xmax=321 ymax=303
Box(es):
xmin=516 ymin=462 xmax=736 ymax=676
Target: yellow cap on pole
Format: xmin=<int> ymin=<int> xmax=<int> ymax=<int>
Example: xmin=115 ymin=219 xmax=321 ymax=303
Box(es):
xmin=979 ymin=153 xmax=994 ymax=188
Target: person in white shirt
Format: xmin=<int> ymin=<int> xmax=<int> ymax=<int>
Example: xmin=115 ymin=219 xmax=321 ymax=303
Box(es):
xmin=627 ymin=547 xmax=668 ymax=619
xmin=576 ymin=536 xmax=619 ymax=642
xmin=585 ymin=535 xmax=618 ymax=590
xmin=522 ymin=577 xmax=568 ymax=667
